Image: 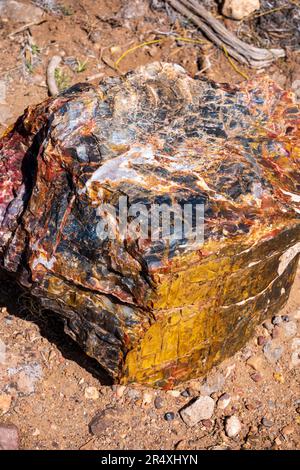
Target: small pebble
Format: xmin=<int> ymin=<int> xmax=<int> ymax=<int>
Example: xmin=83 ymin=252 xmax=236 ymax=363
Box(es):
xmin=262 ymin=417 xmax=273 ymax=428
xmin=222 ymin=0 xmax=260 ymax=21
xmin=202 ymin=419 xmax=213 ymax=428
xmin=263 ymin=341 xmax=284 ymax=363
xmin=164 ymin=412 xmax=175 ymax=422
xmin=84 ymin=386 xmax=99 ymax=400
xmin=225 ymin=364 xmax=236 ymax=378
xmin=126 ymin=388 xmax=141 ymax=401
xmin=272 ymin=316 xmax=282 ymax=326
xmin=114 ymin=385 xmax=126 ymax=398
xmin=217 ymin=393 xmax=231 ymax=410
xmin=142 ymin=392 xmax=152 ymax=405
xmin=90 ymin=30 xmax=102 ymax=44
xmin=167 ymin=390 xmax=181 ymax=398
xmin=0 ymin=423 xmax=19 ymax=450
xmin=199 ymin=373 xmax=225 ymax=396
xmin=154 ymin=396 xmax=163 ymax=409
xmin=180 ymin=396 xmax=215 ymax=427
xmin=282 ymin=321 xmax=297 ymax=338
xmin=257 ymin=336 xmax=267 ymax=346
xmin=225 ymin=415 xmax=242 ymax=438
xmin=251 ymin=372 xmax=262 ymax=383
xmin=110 ymin=46 xmax=122 ymax=55
xmin=275 ymin=436 xmax=282 ymax=446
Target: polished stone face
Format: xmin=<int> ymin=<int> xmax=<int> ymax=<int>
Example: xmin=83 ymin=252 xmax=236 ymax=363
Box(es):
xmin=0 ymin=63 xmax=299 ymax=387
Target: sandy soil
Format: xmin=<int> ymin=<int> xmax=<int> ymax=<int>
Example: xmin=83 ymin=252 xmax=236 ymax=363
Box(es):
xmin=0 ymin=0 xmax=299 ymax=450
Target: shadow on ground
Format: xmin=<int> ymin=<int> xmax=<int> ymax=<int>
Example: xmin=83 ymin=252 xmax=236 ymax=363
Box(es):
xmin=0 ymin=268 xmax=112 ymax=386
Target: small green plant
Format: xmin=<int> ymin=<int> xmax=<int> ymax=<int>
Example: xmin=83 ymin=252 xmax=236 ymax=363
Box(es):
xmin=25 ymin=61 xmax=34 ymax=74
xmin=76 ymin=58 xmax=88 ymax=73
xmin=31 ymin=44 xmax=40 ymax=55
xmin=54 ymin=67 xmax=70 ymax=91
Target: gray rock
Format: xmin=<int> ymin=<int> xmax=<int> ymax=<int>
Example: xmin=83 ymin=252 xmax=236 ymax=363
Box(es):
xmin=263 ymin=341 xmax=284 ymax=363
xmin=282 ymin=321 xmax=297 ymax=338
xmin=180 ymin=396 xmax=215 ymax=427
xmin=262 ymin=417 xmax=273 ymax=428
xmin=118 ymin=0 xmax=148 ymax=19
xmin=7 ymin=362 xmax=42 ymax=395
xmin=126 ymin=388 xmax=141 ymax=401
xmin=0 ymin=423 xmax=19 ymax=450
xmin=225 ymin=415 xmax=242 ymax=437
xmin=272 ymin=316 xmax=282 ymax=326
xmin=200 ymin=373 xmax=225 ymax=396
xmin=0 ymin=0 xmax=44 ymax=23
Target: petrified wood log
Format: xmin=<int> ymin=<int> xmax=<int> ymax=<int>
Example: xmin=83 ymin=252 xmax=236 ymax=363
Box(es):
xmin=0 ymin=63 xmax=299 ymax=387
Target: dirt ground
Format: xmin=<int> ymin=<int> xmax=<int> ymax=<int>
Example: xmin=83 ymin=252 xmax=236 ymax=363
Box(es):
xmin=0 ymin=0 xmax=300 ymax=450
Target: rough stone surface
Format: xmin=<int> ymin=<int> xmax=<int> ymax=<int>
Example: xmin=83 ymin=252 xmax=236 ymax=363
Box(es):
xmin=222 ymin=0 xmax=260 ymax=20
xmin=200 ymin=373 xmax=225 ymax=396
xmin=282 ymin=321 xmax=297 ymax=338
xmin=84 ymin=386 xmax=100 ymax=400
xmin=217 ymin=393 xmax=231 ymax=410
xmin=0 ymin=62 xmax=299 ymax=387
xmin=118 ymin=0 xmax=148 ymax=19
xmin=263 ymin=341 xmax=284 ymax=363
xmin=0 ymin=0 xmax=43 ymax=23
xmin=89 ymin=407 xmax=126 ymax=436
xmin=0 ymin=423 xmax=19 ymax=450
xmin=180 ymin=396 xmax=215 ymax=426
xmin=225 ymin=415 xmax=242 ymax=437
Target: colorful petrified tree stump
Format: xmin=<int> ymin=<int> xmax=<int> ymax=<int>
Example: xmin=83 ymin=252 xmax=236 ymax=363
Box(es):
xmin=0 ymin=63 xmax=299 ymax=387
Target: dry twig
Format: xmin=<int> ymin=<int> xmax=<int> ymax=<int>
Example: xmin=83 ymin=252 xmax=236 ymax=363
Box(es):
xmin=46 ymin=55 xmax=62 ymax=96
xmin=165 ymin=0 xmax=286 ymax=68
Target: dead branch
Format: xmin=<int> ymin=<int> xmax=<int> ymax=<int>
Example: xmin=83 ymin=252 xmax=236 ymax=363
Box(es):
xmin=165 ymin=0 xmax=286 ymax=68
xmin=46 ymin=55 xmax=62 ymax=96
